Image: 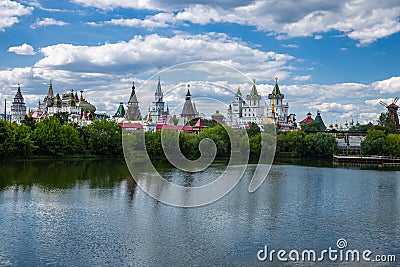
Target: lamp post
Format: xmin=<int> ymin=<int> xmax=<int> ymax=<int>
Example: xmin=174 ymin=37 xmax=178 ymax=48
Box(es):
xmin=4 ymin=99 xmax=6 ymax=121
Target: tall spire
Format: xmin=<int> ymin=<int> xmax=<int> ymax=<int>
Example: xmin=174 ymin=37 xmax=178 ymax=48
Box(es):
xmin=186 ymin=84 xmax=191 ymax=100
xmin=155 ymin=76 xmax=163 ymax=102
xmin=47 ymin=80 xmax=54 ymax=98
xmin=128 ymin=81 xmax=138 ymax=104
xmin=268 ymin=76 xmax=284 ymax=100
xmin=236 ymin=87 xmax=242 ymax=97
xmin=249 ymin=79 xmax=259 ymax=96
xmin=126 ymin=81 xmax=142 ymax=121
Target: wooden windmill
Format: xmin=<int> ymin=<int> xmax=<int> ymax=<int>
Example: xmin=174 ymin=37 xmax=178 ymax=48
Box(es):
xmin=380 ymin=97 xmax=399 ymax=128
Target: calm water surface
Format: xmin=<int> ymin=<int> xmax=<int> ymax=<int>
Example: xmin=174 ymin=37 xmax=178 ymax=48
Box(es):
xmin=0 ymin=159 xmax=399 ymax=266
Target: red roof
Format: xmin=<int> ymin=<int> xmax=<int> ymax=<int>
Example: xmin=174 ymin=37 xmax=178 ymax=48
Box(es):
xmin=118 ymin=122 xmax=143 ymax=129
xmin=156 ymin=124 xmax=193 ymax=131
xmin=194 ymin=118 xmax=206 ymax=127
xmin=300 ymin=117 xmax=314 ymax=124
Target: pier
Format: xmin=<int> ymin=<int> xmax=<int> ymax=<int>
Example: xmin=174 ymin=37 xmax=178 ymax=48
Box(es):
xmin=333 ymin=155 xmax=400 ymax=167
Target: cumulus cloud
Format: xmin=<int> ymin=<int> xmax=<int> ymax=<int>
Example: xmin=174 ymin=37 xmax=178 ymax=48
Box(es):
xmin=73 ymin=0 xmax=400 ymax=45
xmin=90 ymin=13 xmax=177 ymax=29
xmin=7 ymin=43 xmax=36 ymax=55
xmin=371 ymin=76 xmax=400 ymax=94
xmin=35 ymin=33 xmax=294 ymax=79
xmin=31 ymin=17 xmax=69 ymax=28
xmin=293 ymin=75 xmax=311 ymax=81
xmin=0 ymin=0 xmax=32 ymax=31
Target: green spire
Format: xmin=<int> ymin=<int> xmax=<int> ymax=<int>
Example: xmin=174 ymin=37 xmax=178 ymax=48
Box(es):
xmin=236 ymin=87 xmax=242 ymax=97
xmin=114 ymin=103 xmax=125 ymax=117
xmin=68 ymin=90 xmax=76 ymax=107
xmin=250 ymin=79 xmax=259 ymax=96
xmin=268 ymin=76 xmax=284 ymax=99
xmin=272 ymin=77 xmax=281 ymax=95
xmin=54 ymin=93 xmax=61 ymax=108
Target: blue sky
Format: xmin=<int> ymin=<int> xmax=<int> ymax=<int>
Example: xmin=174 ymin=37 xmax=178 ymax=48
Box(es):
xmin=1 ymin=0 xmax=400 ymax=125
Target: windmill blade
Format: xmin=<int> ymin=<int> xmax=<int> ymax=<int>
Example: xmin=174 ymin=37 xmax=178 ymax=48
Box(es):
xmin=393 ymin=97 xmax=399 ymax=104
xmin=379 ymin=101 xmax=388 ymax=108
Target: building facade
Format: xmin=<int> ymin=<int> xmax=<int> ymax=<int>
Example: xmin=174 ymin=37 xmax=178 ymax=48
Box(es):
xmin=11 ymin=84 xmax=27 ymax=123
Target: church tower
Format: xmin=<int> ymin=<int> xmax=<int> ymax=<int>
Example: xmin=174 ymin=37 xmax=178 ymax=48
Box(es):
xmin=180 ymin=85 xmax=198 ymax=123
xmin=125 ymin=82 xmax=142 ymax=121
xmin=45 ymin=81 xmax=54 ymax=107
xmin=11 ymin=84 xmax=27 ymax=123
xmin=268 ymin=77 xmax=288 ymax=122
xmin=150 ymin=77 xmax=167 ymax=122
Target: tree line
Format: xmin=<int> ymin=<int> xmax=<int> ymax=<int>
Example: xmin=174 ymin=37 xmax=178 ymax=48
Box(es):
xmin=0 ymin=113 xmax=122 ymax=157
xmin=1 ymin=113 xmax=399 ymax=159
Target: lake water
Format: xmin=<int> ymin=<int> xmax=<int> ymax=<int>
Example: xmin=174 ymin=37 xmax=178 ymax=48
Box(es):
xmin=0 ymin=159 xmax=399 ymax=266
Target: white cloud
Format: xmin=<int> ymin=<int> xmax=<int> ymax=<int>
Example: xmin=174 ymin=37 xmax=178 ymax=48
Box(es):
xmin=93 ymin=13 xmax=177 ymax=29
xmin=73 ymin=1 xmax=400 ymax=45
xmin=282 ymin=44 xmax=299 ymax=48
xmin=35 ymin=33 xmax=294 ymax=79
xmin=7 ymin=43 xmax=36 ymax=55
xmin=371 ymin=76 xmax=400 ymax=94
xmin=31 ymin=17 xmax=69 ymax=28
xmin=293 ymin=75 xmax=311 ymax=81
xmin=0 ymin=0 xmax=32 ymax=31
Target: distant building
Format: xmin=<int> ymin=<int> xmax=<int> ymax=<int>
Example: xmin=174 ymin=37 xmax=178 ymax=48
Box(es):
xmin=226 ymin=77 xmax=295 ymax=130
xmin=11 ymin=84 xmax=27 ymax=123
xmin=125 ymin=82 xmax=142 ymax=121
xmin=150 ymin=77 xmax=169 ymax=123
xmin=268 ymin=77 xmax=290 ymax=128
xmin=299 ymin=112 xmax=314 ymax=126
xmin=31 ymin=81 xmax=96 ymax=123
xmin=180 ymin=85 xmax=198 ymax=123
xmin=314 ymin=111 xmax=326 ymax=130
xmin=211 ymin=110 xmax=225 ymax=124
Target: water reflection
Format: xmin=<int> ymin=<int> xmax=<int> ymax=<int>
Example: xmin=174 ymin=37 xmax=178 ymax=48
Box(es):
xmin=0 ymin=159 xmax=131 ymax=190
xmin=0 ymin=160 xmax=399 ymax=266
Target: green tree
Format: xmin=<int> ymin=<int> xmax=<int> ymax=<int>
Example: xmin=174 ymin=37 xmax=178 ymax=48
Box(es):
xmin=246 ymin=122 xmax=261 ymax=137
xmin=312 ymin=132 xmax=339 ymax=157
xmin=33 ymin=116 xmax=81 ymax=155
xmin=0 ymin=121 xmax=16 ymax=156
xmin=384 ymin=134 xmax=400 ymax=157
xmin=361 ymin=129 xmax=386 ymax=155
xmin=86 ymin=119 xmax=122 ymax=156
xmin=22 ymin=115 xmax=36 ymax=130
xmin=277 ymin=130 xmax=312 ymax=157
xmin=378 ymin=112 xmax=396 ymax=133
xmin=301 ymin=120 xmax=325 ymax=131
xmin=15 ymin=123 xmax=37 ymax=157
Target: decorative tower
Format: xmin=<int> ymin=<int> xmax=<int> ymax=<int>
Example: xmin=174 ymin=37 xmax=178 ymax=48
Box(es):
xmin=45 ymin=81 xmax=54 ymax=107
xmin=68 ymin=90 xmax=76 ymax=107
xmin=151 ymin=77 xmax=166 ymax=122
xmin=11 ymin=84 xmax=27 ymax=123
xmin=180 ymin=85 xmax=198 ymax=123
xmin=125 ymin=82 xmax=142 ymax=121
xmin=231 ymin=87 xmax=243 ymax=123
xmin=247 ymin=79 xmax=261 ymax=106
xmin=268 ymin=77 xmax=288 ymax=122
